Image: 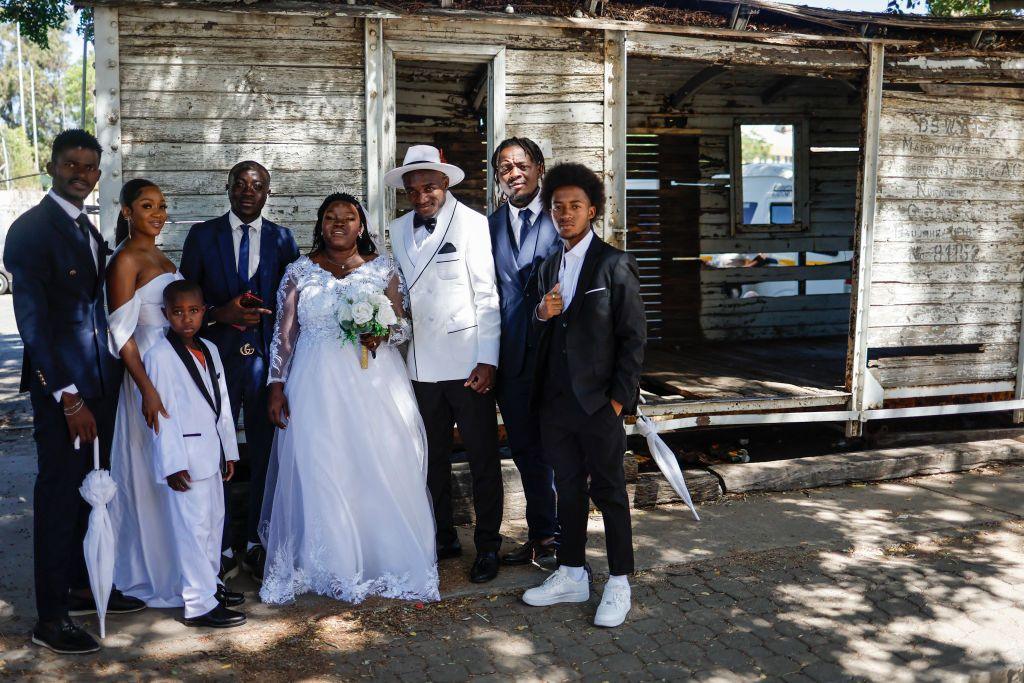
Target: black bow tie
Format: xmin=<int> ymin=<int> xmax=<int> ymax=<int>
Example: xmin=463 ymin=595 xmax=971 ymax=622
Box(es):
xmin=413 ymin=214 xmax=437 ymax=233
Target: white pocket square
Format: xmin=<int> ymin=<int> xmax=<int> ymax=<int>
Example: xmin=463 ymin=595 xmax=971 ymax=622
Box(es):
xmin=585 ymin=287 xmax=607 ymax=294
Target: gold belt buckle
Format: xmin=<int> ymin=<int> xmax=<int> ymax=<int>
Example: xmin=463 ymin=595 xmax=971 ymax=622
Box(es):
xmin=239 ymin=342 xmax=256 ymax=357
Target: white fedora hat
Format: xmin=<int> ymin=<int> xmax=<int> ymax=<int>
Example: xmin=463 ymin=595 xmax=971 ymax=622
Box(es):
xmin=383 ymin=144 xmax=465 ymax=189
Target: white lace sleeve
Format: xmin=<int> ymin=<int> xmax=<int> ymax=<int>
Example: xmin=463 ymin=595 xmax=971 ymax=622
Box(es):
xmin=268 ymin=265 xmax=301 ymax=384
xmin=384 ymin=258 xmax=412 ymax=348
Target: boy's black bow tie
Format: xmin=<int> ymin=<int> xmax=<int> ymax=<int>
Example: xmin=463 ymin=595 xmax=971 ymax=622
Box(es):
xmin=413 ymin=214 xmax=437 ymax=233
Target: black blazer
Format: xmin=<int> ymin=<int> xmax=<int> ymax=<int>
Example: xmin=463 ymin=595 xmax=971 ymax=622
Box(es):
xmin=530 ymin=233 xmax=646 ymax=416
xmin=4 ymin=195 xmax=122 ymax=398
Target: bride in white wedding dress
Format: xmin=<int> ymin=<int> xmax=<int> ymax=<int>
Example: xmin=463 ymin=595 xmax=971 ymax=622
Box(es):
xmin=258 ymin=194 xmax=439 ymax=605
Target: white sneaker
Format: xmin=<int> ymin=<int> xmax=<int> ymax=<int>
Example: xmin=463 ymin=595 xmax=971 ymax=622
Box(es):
xmin=522 ymin=567 xmax=590 ymax=607
xmin=594 ymin=582 xmax=631 ymax=627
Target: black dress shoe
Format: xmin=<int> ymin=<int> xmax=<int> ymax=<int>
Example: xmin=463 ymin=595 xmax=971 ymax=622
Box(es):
xmin=501 ymin=537 xmax=559 ymax=566
xmin=32 ymin=618 xmax=100 ymax=654
xmin=469 ymin=552 xmax=500 ymax=583
xmin=220 ymin=552 xmax=240 ymax=582
xmin=68 ymin=588 xmax=147 ymax=616
xmin=216 ymin=585 xmax=246 ymax=607
xmin=185 ymin=603 xmax=246 ymax=629
xmin=436 ymin=540 xmax=463 ymax=560
xmin=244 ymin=545 xmax=266 ymax=584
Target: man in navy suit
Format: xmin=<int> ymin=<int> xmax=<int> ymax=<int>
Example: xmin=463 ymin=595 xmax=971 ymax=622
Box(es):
xmin=5 ymin=129 xmax=145 ymax=654
xmin=179 ymin=161 xmax=299 ymax=583
xmin=488 ymin=138 xmax=562 ymax=567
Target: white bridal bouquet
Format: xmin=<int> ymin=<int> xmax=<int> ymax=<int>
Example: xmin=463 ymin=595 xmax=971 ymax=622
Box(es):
xmin=335 ymin=286 xmax=398 ymax=368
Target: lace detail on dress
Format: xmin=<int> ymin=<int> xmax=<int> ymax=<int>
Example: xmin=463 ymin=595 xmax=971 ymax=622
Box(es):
xmin=259 ymin=519 xmax=440 ymax=605
xmin=267 ymin=255 xmax=411 ymax=385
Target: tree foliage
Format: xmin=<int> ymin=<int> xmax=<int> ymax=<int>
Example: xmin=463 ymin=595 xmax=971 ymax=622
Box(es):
xmin=0 ymin=21 xmax=94 ymax=185
xmin=0 ymin=1 xmax=91 ymax=48
xmin=886 ymin=0 xmax=994 ymax=16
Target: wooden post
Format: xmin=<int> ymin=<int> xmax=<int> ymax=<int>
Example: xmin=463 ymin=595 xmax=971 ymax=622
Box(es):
xmin=1014 ymin=280 xmax=1024 ymax=423
xmin=845 ymin=42 xmax=884 ymax=439
xmin=486 ymin=47 xmax=507 ymax=215
xmin=603 ymin=30 xmax=626 ymax=247
xmin=364 ymin=18 xmax=385 ymax=242
xmin=93 ymin=7 xmax=123 ymax=242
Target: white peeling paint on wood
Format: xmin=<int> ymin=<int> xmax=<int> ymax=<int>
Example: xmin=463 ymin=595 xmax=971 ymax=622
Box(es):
xmin=871 ymin=89 xmax=1024 ymax=391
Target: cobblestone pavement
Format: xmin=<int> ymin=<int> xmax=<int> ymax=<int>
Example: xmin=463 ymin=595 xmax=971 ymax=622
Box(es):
xmin=5 ymin=520 xmax=1024 ymax=682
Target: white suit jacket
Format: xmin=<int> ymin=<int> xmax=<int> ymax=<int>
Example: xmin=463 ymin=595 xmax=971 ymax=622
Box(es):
xmin=390 ymin=194 xmax=501 ymax=382
xmin=143 ymin=336 xmax=240 ymax=484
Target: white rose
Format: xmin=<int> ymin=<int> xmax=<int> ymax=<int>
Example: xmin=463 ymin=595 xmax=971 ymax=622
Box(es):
xmin=371 ymin=292 xmax=391 ymax=309
xmin=335 ymin=299 xmax=353 ymax=323
xmin=376 ymin=305 xmax=398 ymax=326
xmin=351 ymin=301 xmax=374 ymax=325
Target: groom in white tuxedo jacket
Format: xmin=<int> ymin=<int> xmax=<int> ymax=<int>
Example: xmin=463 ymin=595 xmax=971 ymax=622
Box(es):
xmin=386 ymin=145 xmax=504 ymax=584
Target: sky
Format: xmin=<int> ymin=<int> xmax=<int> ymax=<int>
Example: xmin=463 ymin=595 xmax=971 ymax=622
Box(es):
xmin=772 ymin=0 xmax=925 ymax=11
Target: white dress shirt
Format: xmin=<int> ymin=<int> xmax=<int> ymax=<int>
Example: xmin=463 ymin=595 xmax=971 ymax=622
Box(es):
xmin=557 ymin=228 xmax=595 ymax=310
xmin=48 ymin=190 xmax=100 ymax=403
xmin=507 ymin=192 xmax=544 ymax=249
xmin=412 ymin=196 xmax=448 ymax=250
xmin=228 ymin=211 xmax=263 ymax=280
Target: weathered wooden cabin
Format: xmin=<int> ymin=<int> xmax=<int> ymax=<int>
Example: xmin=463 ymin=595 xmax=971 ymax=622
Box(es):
xmin=81 ymin=0 xmax=1024 ymax=438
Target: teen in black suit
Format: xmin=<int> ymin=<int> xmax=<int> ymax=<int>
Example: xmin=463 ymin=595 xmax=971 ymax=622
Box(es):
xmin=4 ymin=130 xmax=144 ymax=654
xmin=522 ymin=163 xmax=646 ymax=629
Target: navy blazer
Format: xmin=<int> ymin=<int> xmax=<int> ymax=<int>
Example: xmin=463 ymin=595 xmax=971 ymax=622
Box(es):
xmin=488 ymin=203 xmax=561 ymax=377
xmin=4 ymin=195 xmax=122 ymax=398
xmin=178 ymin=213 xmax=299 ymax=361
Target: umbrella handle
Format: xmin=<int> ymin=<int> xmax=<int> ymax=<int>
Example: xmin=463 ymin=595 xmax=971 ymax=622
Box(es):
xmin=93 ymin=438 xmax=100 ymax=471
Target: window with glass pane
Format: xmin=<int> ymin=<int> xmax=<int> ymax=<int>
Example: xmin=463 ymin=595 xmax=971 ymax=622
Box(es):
xmin=739 ymin=124 xmax=795 ymax=227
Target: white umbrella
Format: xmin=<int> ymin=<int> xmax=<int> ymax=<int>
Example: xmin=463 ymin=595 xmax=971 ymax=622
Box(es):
xmin=633 ymin=405 xmax=701 ymax=521
xmin=78 ymin=437 xmax=118 ymax=638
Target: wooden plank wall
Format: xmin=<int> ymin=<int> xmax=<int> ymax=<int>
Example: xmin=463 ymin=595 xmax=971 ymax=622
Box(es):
xmin=627 ymin=59 xmax=861 ymax=342
xmin=383 ymin=18 xmax=607 ymax=196
xmin=117 ymin=7 xmax=365 ymax=259
xmin=868 ymin=89 xmax=1024 ymax=389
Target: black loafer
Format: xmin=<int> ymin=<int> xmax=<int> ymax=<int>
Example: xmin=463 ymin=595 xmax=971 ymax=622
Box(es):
xmin=244 ymin=545 xmax=266 ymax=584
xmin=31 ymin=618 xmax=100 ymax=654
xmin=437 ymin=540 xmax=463 ymax=560
xmin=220 ymin=552 xmax=240 ymax=582
xmin=501 ymin=537 xmax=559 ymax=566
xmin=216 ymin=585 xmax=246 ymax=607
xmin=469 ymin=552 xmax=500 ymax=583
xmin=185 ymin=604 xmax=246 ymax=629
xmin=68 ymin=588 xmax=146 ymax=616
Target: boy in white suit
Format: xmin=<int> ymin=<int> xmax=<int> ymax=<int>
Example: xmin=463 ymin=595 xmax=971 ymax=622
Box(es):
xmin=385 ymin=145 xmax=504 ymax=584
xmin=144 ymin=280 xmax=246 ymax=628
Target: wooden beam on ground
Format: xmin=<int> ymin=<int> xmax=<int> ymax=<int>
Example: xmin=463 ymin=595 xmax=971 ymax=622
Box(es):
xmin=707 ymin=437 xmax=1024 ymax=495
xmin=670 ymin=65 xmax=729 ymax=109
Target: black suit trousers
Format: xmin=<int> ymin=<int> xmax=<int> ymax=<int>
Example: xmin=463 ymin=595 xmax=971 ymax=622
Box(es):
xmin=540 ymin=393 xmax=634 ymax=576
xmin=496 ymin=362 xmax=558 ymax=541
xmin=413 ymin=380 xmax=503 ymax=553
xmin=31 ymin=389 xmax=117 ymax=621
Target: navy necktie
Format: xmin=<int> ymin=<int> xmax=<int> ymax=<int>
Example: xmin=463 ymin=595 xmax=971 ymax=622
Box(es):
xmin=519 ymin=208 xmax=534 ymax=243
xmin=413 ymin=214 xmax=437 ymax=233
xmin=237 ymin=225 xmax=251 ymax=283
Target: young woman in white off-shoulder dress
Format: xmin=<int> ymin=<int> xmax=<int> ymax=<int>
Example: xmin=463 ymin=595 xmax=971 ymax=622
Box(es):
xmin=258 ymin=193 xmax=439 ymax=605
xmin=105 ymin=179 xmax=186 ymax=608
